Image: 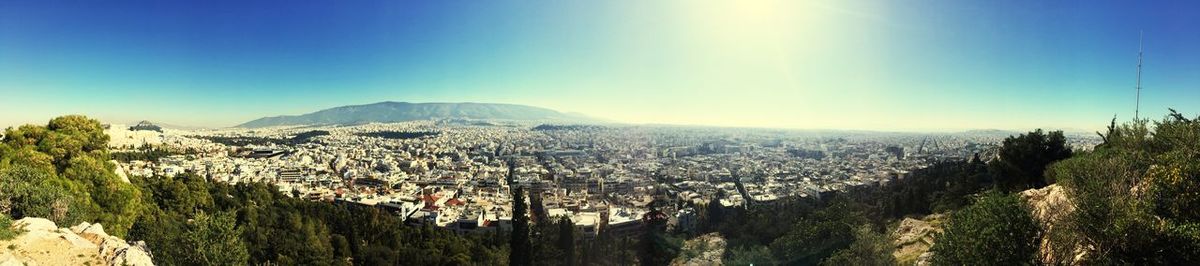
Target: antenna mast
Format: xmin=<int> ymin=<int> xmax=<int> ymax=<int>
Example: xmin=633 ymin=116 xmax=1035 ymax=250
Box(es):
xmin=1135 ymin=30 xmax=1144 ymax=120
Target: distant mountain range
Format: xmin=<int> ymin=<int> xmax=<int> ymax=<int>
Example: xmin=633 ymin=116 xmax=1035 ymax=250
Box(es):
xmin=237 ymin=101 xmax=593 ymax=128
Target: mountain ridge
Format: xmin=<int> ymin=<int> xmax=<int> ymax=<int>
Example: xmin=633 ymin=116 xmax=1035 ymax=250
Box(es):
xmin=237 ymin=101 xmax=593 ymax=128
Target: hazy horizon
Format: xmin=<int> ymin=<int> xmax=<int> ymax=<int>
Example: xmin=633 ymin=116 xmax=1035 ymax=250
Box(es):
xmin=8 ymin=100 xmax=1107 ymax=134
xmin=3 ymin=1 xmax=1199 ymax=131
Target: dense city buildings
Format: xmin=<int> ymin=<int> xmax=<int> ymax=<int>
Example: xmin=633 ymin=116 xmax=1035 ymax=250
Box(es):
xmin=105 ymin=121 xmax=1100 ymax=236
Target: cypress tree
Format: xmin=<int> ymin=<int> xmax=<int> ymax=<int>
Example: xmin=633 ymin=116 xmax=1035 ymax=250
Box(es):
xmin=558 ymin=216 xmax=576 ymax=266
xmin=509 ymin=186 xmax=531 ymax=266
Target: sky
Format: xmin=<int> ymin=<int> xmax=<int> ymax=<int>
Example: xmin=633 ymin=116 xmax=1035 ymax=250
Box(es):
xmin=1 ymin=0 xmax=1198 ymax=132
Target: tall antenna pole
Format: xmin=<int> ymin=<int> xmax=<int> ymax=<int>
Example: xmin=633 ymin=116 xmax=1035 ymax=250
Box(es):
xmin=1135 ymin=30 xmax=1144 ymax=120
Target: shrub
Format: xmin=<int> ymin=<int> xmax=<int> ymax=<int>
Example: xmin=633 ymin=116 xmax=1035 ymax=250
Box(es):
xmin=930 ymin=191 xmax=1040 ymax=265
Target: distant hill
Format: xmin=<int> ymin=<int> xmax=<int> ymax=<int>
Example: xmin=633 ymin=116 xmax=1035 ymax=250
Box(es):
xmin=237 ymin=101 xmax=593 ymax=128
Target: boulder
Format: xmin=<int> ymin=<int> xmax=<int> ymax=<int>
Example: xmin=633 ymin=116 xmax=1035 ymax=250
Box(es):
xmin=13 ymin=218 xmax=57 ymax=233
xmin=892 ymin=214 xmax=943 ymax=265
xmin=0 ymin=218 xmax=154 ymax=266
xmin=1020 ymin=184 xmax=1087 ymax=265
xmin=0 ymin=253 xmax=25 ymax=266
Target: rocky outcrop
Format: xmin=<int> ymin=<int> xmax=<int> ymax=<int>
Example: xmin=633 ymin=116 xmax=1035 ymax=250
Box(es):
xmin=890 ymin=185 xmax=1087 ymax=265
xmin=671 ymin=233 xmax=727 ymax=266
xmin=1020 ymin=184 xmax=1087 ymax=265
xmin=0 ymin=217 xmax=153 ymax=266
xmin=891 ymin=214 xmax=944 ymax=266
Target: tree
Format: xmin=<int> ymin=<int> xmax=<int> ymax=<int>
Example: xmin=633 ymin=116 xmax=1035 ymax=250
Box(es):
xmin=768 ymin=198 xmax=861 ymax=265
xmin=510 ymin=186 xmax=532 ymax=266
xmin=822 ymin=225 xmax=896 ymax=266
xmin=637 ymin=208 xmax=676 ymax=266
xmin=0 ymin=115 xmax=141 ymax=237
xmin=990 ymin=129 xmax=1072 ymax=191
xmin=181 ymin=211 xmax=250 ymax=265
xmin=699 ymin=196 xmax=724 ymax=233
xmin=930 ymin=190 xmax=1040 ymax=266
xmin=63 ymin=155 xmax=142 ymax=237
xmin=724 ymin=245 xmax=776 ymax=266
xmin=557 ymin=216 xmax=576 ymax=266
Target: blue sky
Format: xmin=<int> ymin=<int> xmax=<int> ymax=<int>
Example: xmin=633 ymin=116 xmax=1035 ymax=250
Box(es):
xmin=1 ymin=0 xmax=1197 ymax=131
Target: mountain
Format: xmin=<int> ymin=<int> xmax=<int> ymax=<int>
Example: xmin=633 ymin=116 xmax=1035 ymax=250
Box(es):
xmin=237 ymin=101 xmax=592 ymax=128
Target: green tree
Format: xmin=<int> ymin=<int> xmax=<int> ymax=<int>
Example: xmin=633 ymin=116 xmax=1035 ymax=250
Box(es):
xmin=724 ymin=245 xmax=777 ymax=266
xmin=638 ymin=208 xmax=679 ymax=266
xmin=557 ymin=216 xmax=576 ymax=266
xmin=822 ymin=225 xmax=896 ymax=266
xmin=181 ymin=211 xmax=250 ymax=265
xmin=930 ymin=190 xmax=1040 ymax=266
xmin=0 ymin=115 xmax=142 ymax=237
xmin=510 ymin=186 xmax=532 ymax=266
xmin=990 ymin=129 xmax=1072 ymax=191
xmin=63 ymin=155 xmax=142 ymax=237
xmin=768 ymin=197 xmax=863 ymax=265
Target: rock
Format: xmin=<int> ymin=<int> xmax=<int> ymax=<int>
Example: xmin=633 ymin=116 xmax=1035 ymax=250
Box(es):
xmin=671 ymin=233 xmax=726 ymax=266
xmin=1020 ymin=184 xmax=1088 ymax=265
xmin=77 ymin=223 xmax=109 ymax=244
xmin=13 ymin=218 xmax=57 ymax=233
xmin=111 ymin=159 xmax=131 ymax=183
xmin=0 ymin=218 xmax=154 ymax=266
xmin=60 ymin=230 xmax=98 ymax=249
xmin=891 ymin=214 xmax=943 ymax=265
xmin=1020 ymin=184 xmax=1073 ymax=226
xmin=111 ymin=244 xmax=154 ymax=266
xmin=70 ymin=222 xmax=92 ymax=234
xmin=915 ymin=251 xmax=934 ymax=266
xmin=0 ymin=253 xmax=25 ymax=266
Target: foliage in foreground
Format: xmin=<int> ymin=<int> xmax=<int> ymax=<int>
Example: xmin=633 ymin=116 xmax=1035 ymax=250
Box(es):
xmin=1048 ymin=110 xmax=1200 ymax=264
xmin=0 ymin=115 xmax=143 ymax=237
xmin=930 ymin=190 xmax=1040 ymax=265
xmin=0 ymin=215 xmax=21 ymax=240
xmin=822 ymin=225 xmax=897 ymax=266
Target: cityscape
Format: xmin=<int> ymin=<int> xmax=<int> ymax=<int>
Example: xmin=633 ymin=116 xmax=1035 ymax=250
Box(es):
xmin=107 ymin=118 xmax=1099 ymax=238
xmin=2 ymin=1 xmax=1198 ymax=265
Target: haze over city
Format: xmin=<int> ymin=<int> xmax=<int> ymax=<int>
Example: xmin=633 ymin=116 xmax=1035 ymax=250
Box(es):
xmin=2 ymin=0 xmax=1198 ymax=131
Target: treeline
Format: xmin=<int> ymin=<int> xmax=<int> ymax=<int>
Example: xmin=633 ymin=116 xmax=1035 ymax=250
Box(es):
xmin=509 ymin=186 xmax=666 ymax=266
xmin=111 ymin=144 xmax=198 ymax=163
xmin=355 ymin=131 xmax=438 ymax=140
xmin=689 ymin=129 xmax=1075 ymax=265
xmin=194 ymin=130 xmax=330 ymax=146
xmin=129 ymin=172 xmax=509 ymax=265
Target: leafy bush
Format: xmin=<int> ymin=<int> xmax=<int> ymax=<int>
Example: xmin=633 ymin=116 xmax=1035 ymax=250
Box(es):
xmin=930 ymin=190 xmax=1040 ymax=266
xmin=822 ymin=225 xmax=896 ymax=266
xmin=0 ymin=215 xmax=23 ymax=240
xmin=1049 ymin=110 xmax=1200 ymax=264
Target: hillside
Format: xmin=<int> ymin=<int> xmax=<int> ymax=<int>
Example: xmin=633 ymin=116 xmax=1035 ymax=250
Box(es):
xmin=238 ymin=101 xmax=592 ymax=128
